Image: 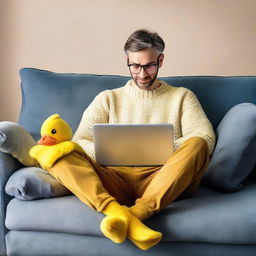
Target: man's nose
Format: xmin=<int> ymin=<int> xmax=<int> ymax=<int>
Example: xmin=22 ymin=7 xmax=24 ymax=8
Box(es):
xmin=138 ymin=67 xmax=147 ymax=78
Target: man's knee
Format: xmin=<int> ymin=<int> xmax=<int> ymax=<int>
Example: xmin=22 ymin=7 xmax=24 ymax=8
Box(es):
xmin=186 ymin=136 xmax=208 ymax=150
xmin=181 ymin=137 xmax=209 ymax=163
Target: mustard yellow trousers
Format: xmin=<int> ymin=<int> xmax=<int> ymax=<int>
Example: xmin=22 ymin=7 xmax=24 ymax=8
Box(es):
xmin=47 ymin=136 xmax=209 ymax=220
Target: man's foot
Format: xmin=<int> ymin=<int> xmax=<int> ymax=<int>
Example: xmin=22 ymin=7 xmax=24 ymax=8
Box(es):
xmin=125 ymin=210 xmax=162 ymax=250
xmin=129 ymin=234 xmax=162 ymax=250
xmin=101 ymin=201 xmax=162 ymax=250
xmin=100 ymin=216 xmax=128 ymax=243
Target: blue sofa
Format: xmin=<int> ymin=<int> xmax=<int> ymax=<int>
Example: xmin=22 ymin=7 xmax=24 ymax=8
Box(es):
xmin=1 ymin=67 xmax=256 ymax=256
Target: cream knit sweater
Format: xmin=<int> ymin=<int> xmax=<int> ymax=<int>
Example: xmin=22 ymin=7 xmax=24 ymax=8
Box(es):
xmin=73 ymin=80 xmax=216 ymax=159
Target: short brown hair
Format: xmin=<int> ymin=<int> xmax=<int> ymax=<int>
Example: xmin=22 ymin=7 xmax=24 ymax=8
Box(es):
xmin=124 ymin=29 xmax=165 ymax=54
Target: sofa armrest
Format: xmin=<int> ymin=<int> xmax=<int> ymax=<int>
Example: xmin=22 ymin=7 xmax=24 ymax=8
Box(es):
xmin=0 ymin=152 xmax=23 ymax=255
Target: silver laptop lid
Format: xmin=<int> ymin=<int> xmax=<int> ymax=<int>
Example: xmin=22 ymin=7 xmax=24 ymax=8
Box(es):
xmin=93 ymin=124 xmax=174 ymax=166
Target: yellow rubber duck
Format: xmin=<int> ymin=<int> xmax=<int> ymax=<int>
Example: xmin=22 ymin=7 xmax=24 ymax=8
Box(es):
xmin=30 ymin=114 xmax=82 ymax=169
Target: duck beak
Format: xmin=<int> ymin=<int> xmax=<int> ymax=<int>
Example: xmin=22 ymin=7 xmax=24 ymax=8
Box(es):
xmin=37 ymin=135 xmax=57 ymax=145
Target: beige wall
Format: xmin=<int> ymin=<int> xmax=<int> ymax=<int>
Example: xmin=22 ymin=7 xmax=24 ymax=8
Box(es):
xmin=1 ymin=0 xmax=256 ymax=121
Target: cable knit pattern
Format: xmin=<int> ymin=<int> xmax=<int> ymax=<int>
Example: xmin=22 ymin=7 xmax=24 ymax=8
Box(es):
xmin=72 ymin=80 xmax=216 ymax=159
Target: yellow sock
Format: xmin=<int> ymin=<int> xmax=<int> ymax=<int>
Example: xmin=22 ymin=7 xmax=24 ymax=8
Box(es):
xmin=101 ymin=201 xmax=128 ymax=244
xmin=101 ymin=201 xmax=162 ymax=250
xmin=100 ymin=215 xmax=128 ymax=243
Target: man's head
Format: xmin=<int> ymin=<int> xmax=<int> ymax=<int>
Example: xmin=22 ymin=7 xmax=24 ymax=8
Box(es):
xmin=124 ymin=29 xmax=165 ymax=90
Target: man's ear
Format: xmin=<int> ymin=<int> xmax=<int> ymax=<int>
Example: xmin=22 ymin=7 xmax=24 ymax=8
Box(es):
xmin=159 ymin=54 xmax=164 ymax=68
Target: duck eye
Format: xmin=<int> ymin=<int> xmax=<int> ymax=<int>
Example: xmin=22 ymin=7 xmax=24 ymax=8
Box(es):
xmin=51 ymin=129 xmax=57 ymax=134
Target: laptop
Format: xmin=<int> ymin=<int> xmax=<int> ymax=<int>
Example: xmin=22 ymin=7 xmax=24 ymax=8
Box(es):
xmin=93 ymin=124 xmax=174 ymax=166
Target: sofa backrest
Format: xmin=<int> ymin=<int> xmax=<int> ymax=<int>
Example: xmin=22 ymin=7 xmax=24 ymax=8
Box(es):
xmin=19 ymin=68 xmax=256 ymax=140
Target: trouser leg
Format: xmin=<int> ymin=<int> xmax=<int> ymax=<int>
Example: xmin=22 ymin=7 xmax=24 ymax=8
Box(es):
xmin=47 ymin=151 xmax=133 ymax=212
xmin=130 ymin=137 xmax=210 ymax=220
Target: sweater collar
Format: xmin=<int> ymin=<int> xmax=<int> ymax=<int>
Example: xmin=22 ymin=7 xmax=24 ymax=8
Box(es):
xmin=124 ymin=79 xmax=170 ymax=98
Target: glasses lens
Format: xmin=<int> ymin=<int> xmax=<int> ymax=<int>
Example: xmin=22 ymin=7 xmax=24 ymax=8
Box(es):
xmin=144 ymin=65 xmax=157 ymax=74
xmin=129 ymin=64 xmax=141 ymax=74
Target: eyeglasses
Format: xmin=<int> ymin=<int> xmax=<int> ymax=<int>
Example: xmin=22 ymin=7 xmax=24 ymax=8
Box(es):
xmin=127 ymin=55 xmax=162 ymax=75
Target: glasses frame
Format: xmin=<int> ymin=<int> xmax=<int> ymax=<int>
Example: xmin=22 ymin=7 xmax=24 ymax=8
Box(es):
xmin=127 ymin=54 xmax=162 ymax=75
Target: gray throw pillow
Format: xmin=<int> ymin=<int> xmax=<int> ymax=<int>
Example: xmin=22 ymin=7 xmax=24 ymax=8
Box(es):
xmin=0 ymin=121 xmax=38 ymax=166
xmin=203 ymin=103 xmax=256 ymax=192
xmin=5 ymin=167 xmax=71 ymax=200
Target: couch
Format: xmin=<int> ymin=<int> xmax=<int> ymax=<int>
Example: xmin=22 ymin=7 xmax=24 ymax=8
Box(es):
xmin=1 ymin=67 xmax=256 ymax=256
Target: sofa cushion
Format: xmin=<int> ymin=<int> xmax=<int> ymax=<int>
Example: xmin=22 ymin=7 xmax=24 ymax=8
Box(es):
xmin=5 ymin=167 xmax=71 ymax=200
xmin=0 ymin=121 xmax=38 ymax=166
xmin=6 ymin=182 xmax=256 ymax=244
xmin=203 ymin=103 xmax=256 ymax=192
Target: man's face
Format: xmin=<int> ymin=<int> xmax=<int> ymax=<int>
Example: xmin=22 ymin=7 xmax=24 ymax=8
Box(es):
xmin=127 ymin=48 xmax=164 ymax=90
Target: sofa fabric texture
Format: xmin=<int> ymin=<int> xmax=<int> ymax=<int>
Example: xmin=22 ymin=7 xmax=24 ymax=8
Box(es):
xmin=1 ymin=67 xmax=256 ymax=256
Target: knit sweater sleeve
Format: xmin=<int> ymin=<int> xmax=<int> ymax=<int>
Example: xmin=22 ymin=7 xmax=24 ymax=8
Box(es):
xmin=175 ymin=90 xmax=216 ymax=154
xmin=72 ymin=92 xmax=109 ymax=159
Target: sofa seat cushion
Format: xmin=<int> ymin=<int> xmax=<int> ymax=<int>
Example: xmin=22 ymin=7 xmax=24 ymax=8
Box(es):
xmin=6 ymin=183 xmax=256 ymax=244
xmin=6 ymin=231 xmax=256 ymax=256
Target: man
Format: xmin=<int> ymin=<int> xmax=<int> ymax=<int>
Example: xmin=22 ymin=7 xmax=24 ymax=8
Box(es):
xmin=47 ymin=29 xmax=215 ymax=250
